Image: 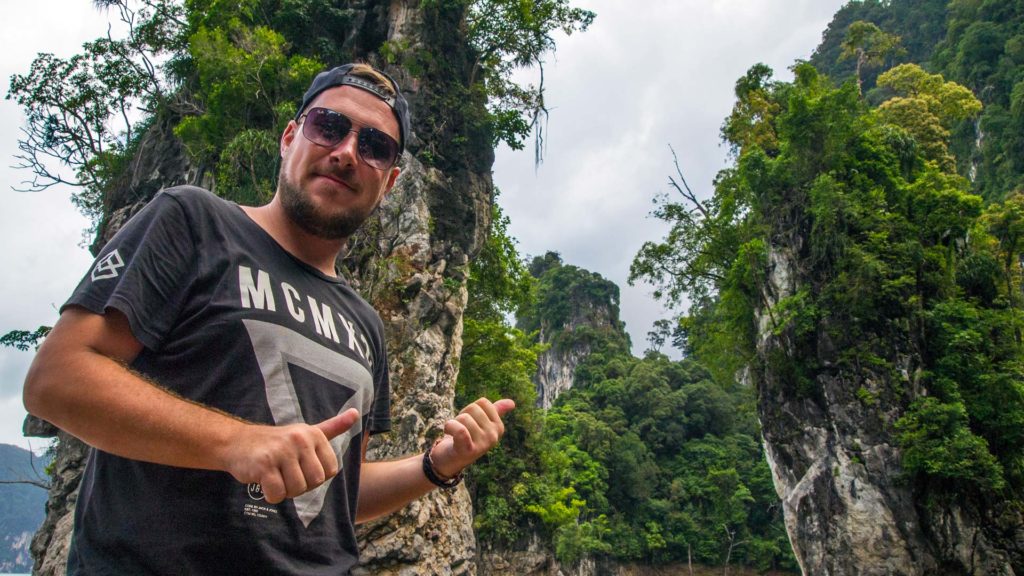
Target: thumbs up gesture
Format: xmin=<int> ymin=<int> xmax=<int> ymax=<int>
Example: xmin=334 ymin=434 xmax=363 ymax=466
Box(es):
xmin=222 ymin=408 xmax=360 ymax=504
xmin=427 ymin=398 xmax=516 ymax=480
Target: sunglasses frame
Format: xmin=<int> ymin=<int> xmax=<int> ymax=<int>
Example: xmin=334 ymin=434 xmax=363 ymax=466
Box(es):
xmin=298 ymin=107 xmax=400 ymax=170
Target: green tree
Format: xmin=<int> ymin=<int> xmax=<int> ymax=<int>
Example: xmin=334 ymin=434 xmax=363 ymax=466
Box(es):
xmin=632 ymin=60 xmax=1024 ymax=509
xmin=839 ymin=20 xmax=904 ymax=95
xmin=982 ymin=192 xmax=1024 ymax=308
xmin=7 ymin=0 xmax=183 ymax=223
xmin=465 ymin=0 xmax=594 ymax=154
xmin=875 ymin=63 xmax=982 ymax=170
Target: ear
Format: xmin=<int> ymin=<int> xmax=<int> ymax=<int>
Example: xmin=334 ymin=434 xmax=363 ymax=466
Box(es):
xmin=280 ymin=120 xmax=298 ymax=157
xmin=374 ymin=166 xmax=401 ymax=209
xmin=384 ymin=166 xmax=400 ymax=194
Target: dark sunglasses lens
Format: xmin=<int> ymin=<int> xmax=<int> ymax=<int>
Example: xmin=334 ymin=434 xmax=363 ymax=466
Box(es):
xmin=358 ymin=129 xmax=399 ymax=169
xmin=304 ymin=108 xmax=352 ymax=147
xmin=302 ymin=107 xmax=399 ymax=169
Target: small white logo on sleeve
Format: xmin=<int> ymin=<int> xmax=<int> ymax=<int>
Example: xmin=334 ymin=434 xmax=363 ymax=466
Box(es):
xmin=91 ymin=250 xmax=124 ymax=281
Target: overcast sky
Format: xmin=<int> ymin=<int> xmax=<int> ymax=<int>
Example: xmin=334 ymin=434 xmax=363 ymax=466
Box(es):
xmin=0 ymin=0 xmax=847 ymax=452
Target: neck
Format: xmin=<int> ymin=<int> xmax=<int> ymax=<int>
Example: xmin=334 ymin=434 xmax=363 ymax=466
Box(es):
xmin=241 ymin=199 xmax=346 ymax=277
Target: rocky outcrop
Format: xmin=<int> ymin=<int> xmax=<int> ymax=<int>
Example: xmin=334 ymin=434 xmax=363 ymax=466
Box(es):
xmin=478 ymin=535 xmax=559 ymax=575
xmin=22 ymin=429 xmax=87 ymax=576
xmin=534 ymin=309 xmax=613 ymax=409
xmin=754 ymin=223 xmax=1024 ymax=575
xmin=348 ymin=154 xmax=488 ymax=574
xmin=26 ymin=1 xmax=496 ymax=574
xmin=477 ymin=536 xmax=596 ymax=576
xmin=523 ymin=255 xmax=631 ymax=409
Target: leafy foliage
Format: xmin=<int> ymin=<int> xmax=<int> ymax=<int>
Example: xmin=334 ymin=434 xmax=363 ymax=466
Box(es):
xmin=462 ymin=242 xmax=794 ymax=569
xmin=632 ymin=58 xmax=1024 ymax=506
xmin=465 ymin=0 xmax=594 ymax=152
xmin=518 ymin=253 xmax=629 ymax=355
xmin=455 ymin=198 xmax=546 ymax=545
xmin=0 ymin=327 xmax=52 ymax=352
xmin=812 ymin=0 xmax=1024 ymax=201
xmin=527 ymin=352 xmax=794 ymax=570
xmin=6 ymin=0 xmax=183 ymax=224
xmin=839 ymin=20 xmax=904 ymax=94
xmin=875 ymin=63 xmax=982 ymax=170
xmin=9 ymin=0 xmax=594 ymax=225
xmin=174 ymin=18 xmax=321 ymax=203
xmin=810 ymin=0 xmax=947 ymax=97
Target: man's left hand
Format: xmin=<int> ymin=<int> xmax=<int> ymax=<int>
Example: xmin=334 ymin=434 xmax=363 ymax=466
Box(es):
xmin=430 ymin=397 xmax=515 ymax=479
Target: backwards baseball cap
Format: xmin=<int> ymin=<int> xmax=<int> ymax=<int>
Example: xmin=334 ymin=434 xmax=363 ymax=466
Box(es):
xmin=295 ymin=63 xmax=411 ymax=154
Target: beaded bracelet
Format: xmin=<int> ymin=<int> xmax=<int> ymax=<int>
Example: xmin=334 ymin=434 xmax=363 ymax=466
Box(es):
xmin=422 ymin=440 xmax=463 ymax=490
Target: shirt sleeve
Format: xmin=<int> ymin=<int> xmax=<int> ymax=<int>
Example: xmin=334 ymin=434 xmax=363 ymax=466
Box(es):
xmin=62 ymin=191 xmax=199 ymax=351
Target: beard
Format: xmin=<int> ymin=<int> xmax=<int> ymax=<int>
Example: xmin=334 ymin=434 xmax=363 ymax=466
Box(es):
xmin=277 ymin=168 xmax=376 ymax=240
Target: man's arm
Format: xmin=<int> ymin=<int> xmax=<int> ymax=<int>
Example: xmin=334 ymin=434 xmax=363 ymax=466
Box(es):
xmin=355 ymin=397 xmax=514 ymax=523
xmin=23 ymin=306 xmax=356 ymax=504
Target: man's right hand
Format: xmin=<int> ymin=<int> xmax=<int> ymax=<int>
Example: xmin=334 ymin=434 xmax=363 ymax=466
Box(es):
xmin=221 ymin=408 xmax=360 ymax=504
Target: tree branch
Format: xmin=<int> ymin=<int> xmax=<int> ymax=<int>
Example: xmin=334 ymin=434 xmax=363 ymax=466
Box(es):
xmin=668 ymin=144 xmax=710 ymax=220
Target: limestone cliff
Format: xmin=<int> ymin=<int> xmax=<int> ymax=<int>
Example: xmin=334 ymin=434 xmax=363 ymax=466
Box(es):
xmin=475 ymin=256 xmax=632 ymax=574
xmin=519 ymin=253 xmax=631 ymax=409
xmin=533 ymin=303 xmax=617 ymax=409
xmin=25 ymin=1 xmax=496 ymax=574
xmin=754 ymin=212 xmax=1024 ymax=575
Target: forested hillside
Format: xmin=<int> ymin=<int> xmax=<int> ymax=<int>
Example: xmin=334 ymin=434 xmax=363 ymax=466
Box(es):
xmin=811 ymin=0 xmax=1024 ymax=200
xmin=628 ymin=0 xmax=1024 ymax=573
xmin=0 ymin=444 xmax=49 ymax=573
xmin=461 ymin=2 xmax=1023 ymax=572
xmin=459 ymin=234 xmax=795 ymax=571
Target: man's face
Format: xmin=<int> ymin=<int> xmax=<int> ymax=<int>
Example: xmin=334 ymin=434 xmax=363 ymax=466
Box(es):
xmin=277 ymin=85 xmax=401 ymax=240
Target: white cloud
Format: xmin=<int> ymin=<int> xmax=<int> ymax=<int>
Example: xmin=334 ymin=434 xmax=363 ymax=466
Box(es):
xmin=494 ymin=0 xmax=847 ymax=353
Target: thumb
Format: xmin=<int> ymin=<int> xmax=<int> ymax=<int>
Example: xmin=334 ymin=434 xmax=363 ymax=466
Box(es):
xmin=316 ymin=408 xmax=360 ymax=440
xmin=494 ymin=399 xmax=516 ymax=417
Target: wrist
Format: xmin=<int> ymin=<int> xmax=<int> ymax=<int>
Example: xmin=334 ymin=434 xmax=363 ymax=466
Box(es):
xmin=212 ymin=418 xmax=257 ymax=475
xmin=422 ymin=439 xmax=463 ymax=490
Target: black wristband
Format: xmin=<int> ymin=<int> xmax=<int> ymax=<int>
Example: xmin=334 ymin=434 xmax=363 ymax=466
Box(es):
xmin=422 ymin=441 xmax=463 ymax=490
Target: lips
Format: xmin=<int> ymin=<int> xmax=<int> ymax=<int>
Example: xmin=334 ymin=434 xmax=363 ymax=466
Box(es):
xmin=315 ymin=171 xmax=357 ymax=193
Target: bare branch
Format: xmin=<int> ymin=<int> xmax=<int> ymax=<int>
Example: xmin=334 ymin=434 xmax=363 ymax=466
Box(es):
xmin=0 ymin=479 xmax=50 ymax=490
xmin=668 ymin=144 xmax=710 ymax=220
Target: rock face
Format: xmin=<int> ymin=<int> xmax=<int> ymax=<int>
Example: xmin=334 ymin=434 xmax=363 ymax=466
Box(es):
xmin=25 ymin=1 xmax=495 ymax=574
xmin=477 ymin=535 xmax=597 ymax=576
xmin=534 ymin=313 xmax=606 ymax=409
xmin=754 ymin=226 xmax=1024 ymax=575
xmin=523 ymin=254 xmax=631 ymax=409
xmin=23 ymin=430 xmax=87 ymax=576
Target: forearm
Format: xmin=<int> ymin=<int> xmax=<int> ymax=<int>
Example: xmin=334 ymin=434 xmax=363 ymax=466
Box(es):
xmin=355 ymin=397 xmax=516 ymax=523
xmin=24 ymin=307 xmax=357 ymax=505
xmin=356 ymin=453 xmax=437 ymax=523
xmin=24 ymin=341 xmax=245 ymax=471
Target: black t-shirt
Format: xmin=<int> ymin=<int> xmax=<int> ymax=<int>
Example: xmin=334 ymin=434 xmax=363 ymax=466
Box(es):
xmin=62 ymin=186 xmax=391 ymax=575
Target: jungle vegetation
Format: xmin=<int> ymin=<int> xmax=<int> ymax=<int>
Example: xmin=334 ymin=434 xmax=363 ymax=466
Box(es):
xmin=8 ymin=0 xmax=1024 ymax=572
xmin=459 ymin=0 xmax=1024 ymax=570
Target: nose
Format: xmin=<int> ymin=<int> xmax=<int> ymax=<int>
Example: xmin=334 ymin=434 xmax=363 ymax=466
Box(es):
xmin=327 ymin=130 xmax=360 ymax=166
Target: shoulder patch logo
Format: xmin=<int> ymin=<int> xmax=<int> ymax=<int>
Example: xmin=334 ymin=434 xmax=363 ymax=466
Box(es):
xmin=91 ymin=250 xmax=125 ymax=281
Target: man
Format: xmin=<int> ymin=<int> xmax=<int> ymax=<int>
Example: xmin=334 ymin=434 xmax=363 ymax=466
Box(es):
xmin=23 ymin=62 xmax=513 ymax=575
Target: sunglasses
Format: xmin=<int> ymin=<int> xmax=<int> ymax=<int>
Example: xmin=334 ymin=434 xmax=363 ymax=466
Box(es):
xmin=298 ymin=107 xmax=400 ymax=170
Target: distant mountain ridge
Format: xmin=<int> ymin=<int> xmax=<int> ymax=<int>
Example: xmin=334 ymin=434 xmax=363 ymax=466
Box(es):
xmin=0 ymin=443 xmax=49 ymax=573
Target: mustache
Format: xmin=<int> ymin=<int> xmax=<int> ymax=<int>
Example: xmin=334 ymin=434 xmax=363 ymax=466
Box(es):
xmin=318 ymin=165 xmax=358 ymax=189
